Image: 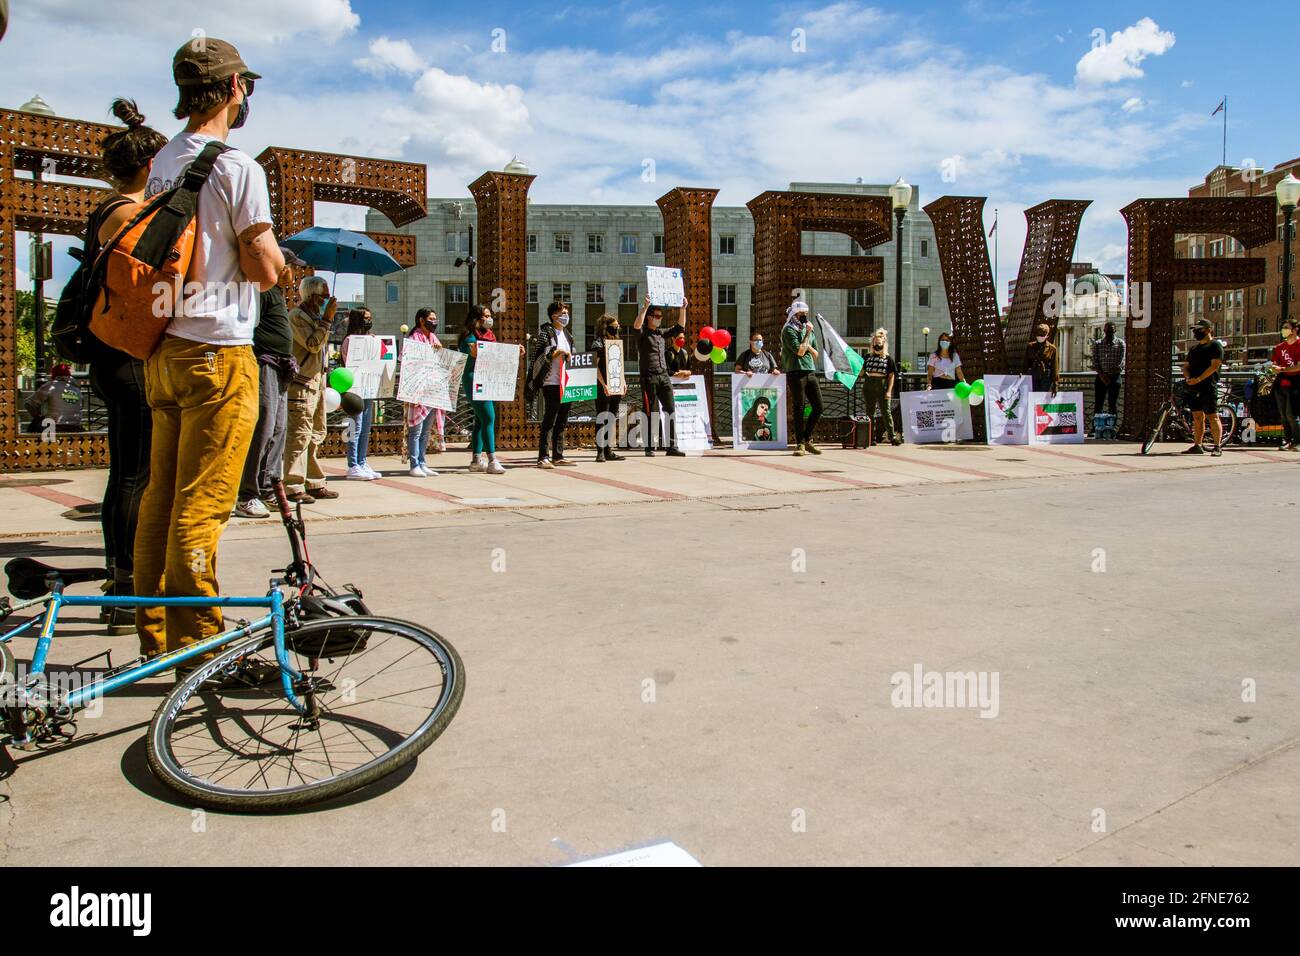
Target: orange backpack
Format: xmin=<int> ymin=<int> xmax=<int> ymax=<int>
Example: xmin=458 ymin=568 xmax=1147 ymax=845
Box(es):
xmin=89 ymin=141 xmax=230 ymax=359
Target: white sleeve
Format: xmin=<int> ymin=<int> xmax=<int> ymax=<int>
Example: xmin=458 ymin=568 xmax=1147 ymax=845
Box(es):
xmin=224 ymin=154 xmax=273 ymax=236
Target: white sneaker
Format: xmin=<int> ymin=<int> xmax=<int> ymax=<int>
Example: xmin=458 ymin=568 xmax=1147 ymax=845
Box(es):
xmin=469 ymin=456 xmax=487 ymax=473
xmin=346 ymin=465 xmax=371 ymax=481
xmin=421 ymin=466 xmax=439 ymax=477
xmin=362 ymin=464 xmax=381 ymax=479
xmin=234 ymin=498 xmax=271 ymax=518
xmin=487 ymin=458 xmax=505 ymax=475
xmin=409 ymin=466 xmax=426 ymax=478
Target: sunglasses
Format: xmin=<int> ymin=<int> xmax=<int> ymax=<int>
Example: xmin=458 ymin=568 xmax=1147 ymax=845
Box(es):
xmin=239 ymin=75 xmax=255 ymax=97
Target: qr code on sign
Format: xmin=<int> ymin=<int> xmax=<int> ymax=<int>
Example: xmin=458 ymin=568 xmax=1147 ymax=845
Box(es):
xmin=916 ymin=410 xmax=936 ymax=428
xmin=1057 ymin=411 xmax=1077 ymax=427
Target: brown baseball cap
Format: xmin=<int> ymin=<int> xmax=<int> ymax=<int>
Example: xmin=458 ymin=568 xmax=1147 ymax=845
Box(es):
xmin=172 ymin=37 xmax=261 ymax=87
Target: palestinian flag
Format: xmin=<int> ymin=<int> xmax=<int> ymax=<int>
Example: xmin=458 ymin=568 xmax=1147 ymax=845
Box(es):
xmin=814 ymin=314 xmax=863 ymax=390
xmin=1035 ymin=401 xmax=1079 ymax=436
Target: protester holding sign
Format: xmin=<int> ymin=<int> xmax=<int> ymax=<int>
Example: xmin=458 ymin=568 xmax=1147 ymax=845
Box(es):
xmin=862 ymin=328 xmax=901 ymax=445
xmin=403 ymin=309 xmax=444 ymax=477
xmin=781 ymin=300 xmax=822 ymax=456
xmin=735 ymin=329 xmax=778 ymax=376
xmin=461 ymin=304 xmax=521 ymax=475
xmin=341 ymin=308 xmax=380 ymax=479
xmin=927 ymin=334 xmax=965 ymax=390
xmin=530 ymin=301 xmax=576 ymax=468
xmin=633 ymin=293 xmax=688 ymax=457
xmin=1024 ymin=323 xmax=1059 ymax=393
xmin=591 ymin=313 xmax=626 ymax=463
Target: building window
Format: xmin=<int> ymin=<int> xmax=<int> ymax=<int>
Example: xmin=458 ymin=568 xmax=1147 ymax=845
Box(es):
xmin=553 ymin=283 xmax=571 ymax=303
xmin=1257 ymin=318 xmax=1265 ymax=333
xmin=554 ymin=233 xmax=571 ymax=254
xmin=445 ymin=231 xmax=468 ymax=254
xmin=920 ymin=239 xmax=929 ymax=258
xmin=527 ymin=233 xmax=538 ymax=253
xmin=385 ymin=281 xmax=399 ymax=303
xmin=587 ymin=233 xmax=604 ymax=254
xmin=618 ymin=282 xmax=638 ymax=304
xmin=620 ymin=234 xmax=638 ymax=255
xmin=849 ymin=240 xmax=865 ymax=256
xmin=717 ymin=284 xmax=736 ymax=305
xmin=526 ymin=283 xmax=538 ymax=304
xmin=918 ymin=286 xmax=931 ymax=308
xmin=586 ymin=284 xmax=604 ymax=304
xmin=1174 ymin=300 xmax=1182 ymax=317
xmin=653 ymin=234 xmax=664 ymax=254
xmin=447 ymin=284 xmax=469 ymax=304
xmin=848 ymin=287 xmax=869 ymax=307
xmin=1257 ymin=287 xmax=1266 ymax=306
xmin=719 ymin=235 xmax=736 ymax=255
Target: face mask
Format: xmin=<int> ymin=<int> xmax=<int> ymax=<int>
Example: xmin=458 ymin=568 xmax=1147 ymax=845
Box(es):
xmin=674 ymin=337 xmax=686 ymax=349
xmin=231 ymin=95 xmax=249 ymax=129
xmin=556 ymin=313 xmax=570 ymax=327
xmin=362 ymin=321 xmax=373 ymax=332
xmin=939 ymin=341 xmax=950 ymax=351
xmin=1194 ymin=329 xmax=1207 ymax=340
xmin=1104 ymin=328 xmax=1114 ymax=339
xmin=607 ymin=326 xmax=619 ymax=337
xmin=481 ymin=316 xmax=493 ymax=329
xmin=753 ymin=339 xmax=763 ymax=349
xmin=873 ymin=343 xmax=883 ymax=351
xmin=1035 ymin=335 xmax=1047 ymax=343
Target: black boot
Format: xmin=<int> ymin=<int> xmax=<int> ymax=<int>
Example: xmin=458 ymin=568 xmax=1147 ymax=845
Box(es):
xmin=104 ymin=569 xmax=136 ymax=635
xmin=606 ymin=450 xmax=624 ymax=461
xmin=595 ymin=449 xmax=607 ymax=462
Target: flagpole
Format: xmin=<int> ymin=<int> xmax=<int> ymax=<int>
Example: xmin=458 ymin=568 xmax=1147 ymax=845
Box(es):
xmin=993 ymin=208 xmax=999 ymax=313
xmin=1222 ymin=95 xmax=1227 ymax=167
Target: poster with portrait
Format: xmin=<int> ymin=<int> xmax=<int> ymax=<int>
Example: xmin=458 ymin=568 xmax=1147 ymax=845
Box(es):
xmin=603 ymin=339 xmax=626 ymax=396
xmin=731 ymin=372 xmax=788 ymax=450
xmin=983 ymin=374 xmax=1031 ymax=445
xmin=343 ymin=334 xmax=397 ymax=400
xmin=900 ymin=388 xmax=972 ymax=443
xmin=1028 ymin=391 xmax=1086 ymax=444
xmin=471 ymin=340 xmax=521 ymax=402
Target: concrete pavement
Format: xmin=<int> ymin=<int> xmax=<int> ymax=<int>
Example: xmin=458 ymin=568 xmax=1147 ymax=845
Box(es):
xmin=1 ymin=442 xmax=1298 ymax=865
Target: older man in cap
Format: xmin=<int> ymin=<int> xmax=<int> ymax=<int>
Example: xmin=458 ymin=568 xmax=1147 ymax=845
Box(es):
xmin=132 ymin=37 xmax=285 ymax=667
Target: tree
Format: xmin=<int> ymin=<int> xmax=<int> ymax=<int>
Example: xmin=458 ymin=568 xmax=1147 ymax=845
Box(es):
xmin=14 ymin=289 xmax=36 ymax=377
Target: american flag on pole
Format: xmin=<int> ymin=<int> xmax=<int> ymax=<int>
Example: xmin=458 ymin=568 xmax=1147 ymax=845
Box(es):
xmin=988 ymin=218 xmax=997 ymax=237
xmin=1211 ymin=98 xmax=1225 ymax=116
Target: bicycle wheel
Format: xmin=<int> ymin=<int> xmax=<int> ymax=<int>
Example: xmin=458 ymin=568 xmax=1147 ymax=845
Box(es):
xmin=146 ymin=617 xmax=464 ymax=812
xmin=1141 ymin=404 xmax=1170 ymax=455
xmin=1216 ymin=404 xmax=1238 ymax=445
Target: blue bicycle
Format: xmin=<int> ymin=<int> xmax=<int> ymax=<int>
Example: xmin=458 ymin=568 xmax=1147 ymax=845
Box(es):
xmin=0 ymin=482 xmax=464 ymax=812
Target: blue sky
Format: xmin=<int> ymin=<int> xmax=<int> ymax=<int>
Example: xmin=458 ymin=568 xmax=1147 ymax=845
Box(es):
xmin=4 ymin=0 xmax=1295 ymax=301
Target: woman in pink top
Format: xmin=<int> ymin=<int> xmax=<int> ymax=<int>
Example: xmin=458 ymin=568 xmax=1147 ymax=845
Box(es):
xmin=404 ymin=308 xmax=444 ymax=477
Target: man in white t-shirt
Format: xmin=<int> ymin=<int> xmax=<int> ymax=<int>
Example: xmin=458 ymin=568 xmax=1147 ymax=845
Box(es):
xmin=132 ymin=37 xmax=285 ymax=670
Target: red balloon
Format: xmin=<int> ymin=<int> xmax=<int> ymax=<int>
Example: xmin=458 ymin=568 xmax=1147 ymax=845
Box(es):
xmin=713 ymin=329 xmax=732 ymax=349
xmin=699 ymin=326 xmax=716 ymax=343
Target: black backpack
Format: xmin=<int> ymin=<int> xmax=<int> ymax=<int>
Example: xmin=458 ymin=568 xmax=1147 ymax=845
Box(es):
xmin=51 ymin=196 xmax=132 ymax=363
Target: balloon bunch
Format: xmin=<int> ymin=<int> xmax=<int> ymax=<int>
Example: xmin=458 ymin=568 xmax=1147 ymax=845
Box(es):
xmin=693 ymin=326 xmax=733 ymax=364
xmin=324 ymin=367 xmax=366 ymax=415
xmin=953 ymin=379 xmax=986 ymax=406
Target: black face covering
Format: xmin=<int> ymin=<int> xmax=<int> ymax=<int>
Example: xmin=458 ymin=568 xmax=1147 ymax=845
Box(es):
xmin=231 ymin=95 xmax=249 ymax=129
xmin=1194 ymin=329 xmax=1207 ymax=340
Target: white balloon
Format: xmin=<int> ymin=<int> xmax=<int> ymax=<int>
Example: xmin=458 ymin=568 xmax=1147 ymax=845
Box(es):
xmin=968 ymin=391 xmax=984 ymax=406
xmin=324 ymin=387 xmax=342 ymax=412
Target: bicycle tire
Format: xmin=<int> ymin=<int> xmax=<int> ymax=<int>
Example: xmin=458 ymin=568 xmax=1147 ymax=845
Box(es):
xmin=146 ymin=616 xmax=464 ymax=812
xmin=1141 ymin=405 xmax=1170 ymax=455
xmin=1216 ymin=404 xmax=1238 ymax=445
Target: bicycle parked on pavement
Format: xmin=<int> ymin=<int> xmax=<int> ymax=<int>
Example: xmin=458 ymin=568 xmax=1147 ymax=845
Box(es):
xmin=1141 ymin=380 xmax=1238 ymax=455
xmin=0 ymin=481 xmax=464 ymax=812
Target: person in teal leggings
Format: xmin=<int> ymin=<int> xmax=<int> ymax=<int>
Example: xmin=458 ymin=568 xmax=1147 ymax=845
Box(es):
xmin=460 ymin=304 xmax=521 ymax=474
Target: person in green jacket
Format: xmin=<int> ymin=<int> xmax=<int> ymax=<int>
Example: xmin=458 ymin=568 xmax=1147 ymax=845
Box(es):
xmin=780 ymin=300 xmax=822 ymax=456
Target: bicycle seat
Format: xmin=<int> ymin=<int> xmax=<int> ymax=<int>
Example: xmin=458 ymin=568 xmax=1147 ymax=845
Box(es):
xmin=4 ymin=558 xmax=108 ymax=599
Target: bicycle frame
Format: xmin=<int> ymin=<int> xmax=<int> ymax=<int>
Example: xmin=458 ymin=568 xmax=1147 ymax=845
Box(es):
xmin=1 ymin=584 xmax=307 ymax=715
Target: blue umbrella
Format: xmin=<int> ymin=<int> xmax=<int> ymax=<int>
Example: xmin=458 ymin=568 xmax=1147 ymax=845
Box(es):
xmin=281 ymin=226 xmax=403 ymax=277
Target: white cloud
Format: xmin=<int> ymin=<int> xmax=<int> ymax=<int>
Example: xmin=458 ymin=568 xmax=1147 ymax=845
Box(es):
xmin=19 ymin=0 xmax=359 ymax=45
xmin=1181 ymin=80 xmax=1194 ymax=88
xmin=1121 ymin=96 xmax=1144 ymax=113
xmin=355 ymin=37 xmax=427 ymax=77
xmin=1075 ymin=18 xmax=1175 ymax=85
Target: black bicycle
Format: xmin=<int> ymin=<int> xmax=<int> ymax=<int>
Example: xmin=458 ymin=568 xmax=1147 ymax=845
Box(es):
xmin=1141 ymin=381 xmax=1238 ymax=455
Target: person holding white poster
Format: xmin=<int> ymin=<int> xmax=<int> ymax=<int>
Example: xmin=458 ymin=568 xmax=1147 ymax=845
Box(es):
xmin=402 ymin=308 xmax=444 ymax=478
xmin=633 ymin=293 xmax=688 ymax=457
xmin=591 ymin=313 xmax=626 ymax=462
xmin=460 ymin=304 xmax=522 ymax=474
xmin=926 ymin=333 xmax=965 ymax=390
xmin=341 ymin=308 xmax=379 ymax=480
xmin=645 ymin=265 xmax=685 ymax=308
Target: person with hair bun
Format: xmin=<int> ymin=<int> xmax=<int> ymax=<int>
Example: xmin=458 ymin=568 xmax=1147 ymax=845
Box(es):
xmin=87 ymin=98 xmax=168 ymax=634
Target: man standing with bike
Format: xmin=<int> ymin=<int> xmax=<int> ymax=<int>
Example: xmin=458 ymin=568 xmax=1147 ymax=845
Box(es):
xmin=1182 ymin=319 xmax=1224 ymax=456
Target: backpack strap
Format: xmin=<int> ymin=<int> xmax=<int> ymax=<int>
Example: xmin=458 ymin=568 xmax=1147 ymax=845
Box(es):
xmin=181 ymin=141 xmax=231 ymax=191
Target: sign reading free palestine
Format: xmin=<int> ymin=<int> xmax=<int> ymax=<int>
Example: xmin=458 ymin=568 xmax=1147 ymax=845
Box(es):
xmin=561 ymin=352 xmax=598 ymax=403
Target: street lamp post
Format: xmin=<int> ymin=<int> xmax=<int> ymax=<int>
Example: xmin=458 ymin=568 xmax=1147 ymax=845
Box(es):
xmin=20 ymin=94 xmax=55 ymax=387
xmin=888 ymin=178 xmax=912 ymax=369
xmin=453 ymin=224 xmax=476 ymax=311
xmin=1278 ymin=173 xmax=1300 ymax=331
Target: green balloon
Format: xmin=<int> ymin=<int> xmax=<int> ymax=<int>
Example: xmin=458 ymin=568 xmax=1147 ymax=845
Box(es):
xmin=953 ymin=380 xmax=972 ymax=399
xmin=970 ymin=378 xmax=986 ymax=396
xmin=804 ymin=405 xmax=813 ymax=417
xmin=710 ymin=346 xmax=726 ymax=364
xmin=328 ymin=367 xmax=355 ymax=393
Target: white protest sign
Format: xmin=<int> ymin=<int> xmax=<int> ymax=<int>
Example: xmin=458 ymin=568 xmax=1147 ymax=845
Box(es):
xmin=731 ymin=372 xmax=788 ymax=450
xmin=397 ymin=340 xmax=466 ymax=412
xmin=646 ymin=266 xmax=685 ymax=308
xmin=669 ymin=374 xmax=711 ymax=451
xmin=343 ymin=335 xmax=396 ymax=400
xmin=1028 ymin=391 xmax=1086 ymax=444
xmin=900 ymin=388 xmax=972 ymax=443
xmin=471 ymin=340 xmax=520 ymax=402
xmin=983 ymin=374 xmax=1031 ymax=445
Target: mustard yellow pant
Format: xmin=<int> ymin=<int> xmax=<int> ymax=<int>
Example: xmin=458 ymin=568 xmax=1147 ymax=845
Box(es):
xmin=133 ymin=336 xmax=258 ymax=658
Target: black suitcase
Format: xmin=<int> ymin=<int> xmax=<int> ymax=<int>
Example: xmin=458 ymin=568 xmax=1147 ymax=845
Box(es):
xmin=842 ymin=415 xmax=872 ymax=448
